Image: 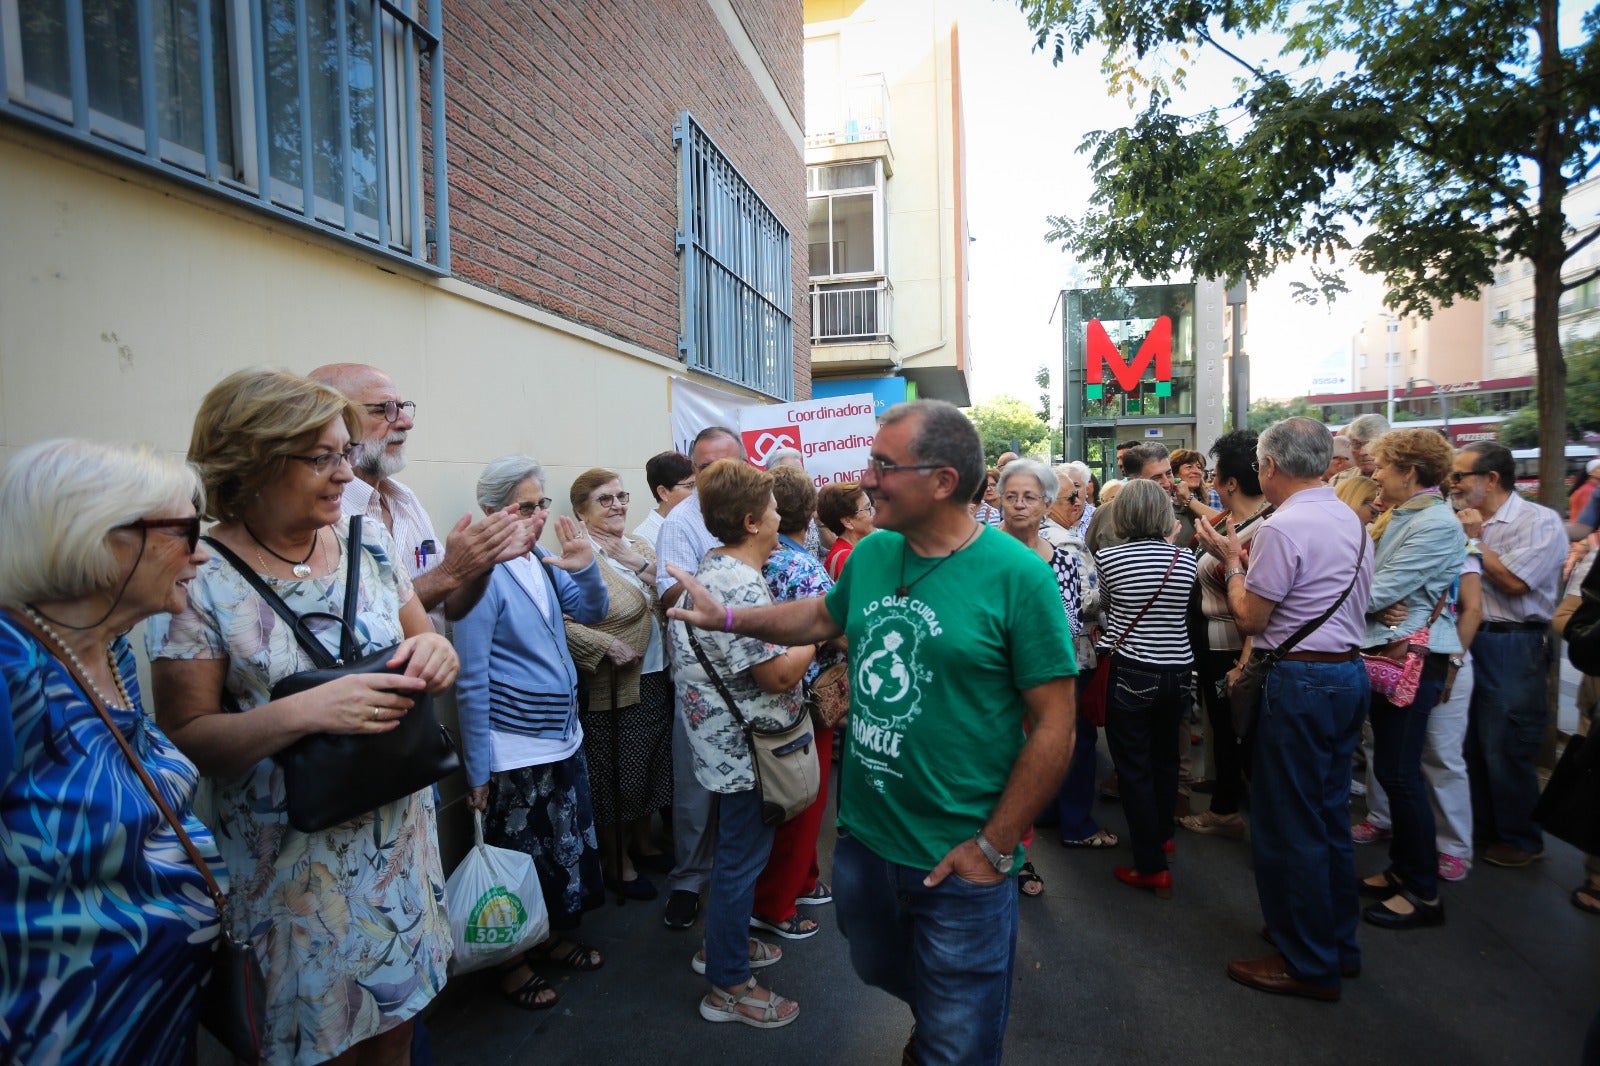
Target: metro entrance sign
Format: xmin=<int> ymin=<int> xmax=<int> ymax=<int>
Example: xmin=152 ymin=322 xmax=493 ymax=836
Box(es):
xmin=1086 ymin=315 xmax=1173 ymax=401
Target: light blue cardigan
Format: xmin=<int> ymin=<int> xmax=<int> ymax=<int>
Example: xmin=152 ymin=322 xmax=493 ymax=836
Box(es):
xmin=454 ymin=548 xmax=608 ymax=787
xmin=1363 ymin=498 xmax=1468 ymax=654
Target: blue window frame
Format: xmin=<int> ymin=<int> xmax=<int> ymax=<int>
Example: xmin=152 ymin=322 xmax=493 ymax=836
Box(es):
xmin=675 ymin=111 xmax=793 ymax=400
xmin=0 ymin=0 xmax=449 ymax=274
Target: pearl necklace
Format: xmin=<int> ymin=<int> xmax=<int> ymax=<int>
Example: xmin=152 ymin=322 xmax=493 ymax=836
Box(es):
xmin=23 ymin=604 xmax=134 ymax=710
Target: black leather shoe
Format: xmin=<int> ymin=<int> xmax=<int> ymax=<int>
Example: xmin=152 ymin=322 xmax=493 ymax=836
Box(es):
xmin=662 ymin=889 xmax=699 ymax=929
xmin=1358 ymin=869 xmax=1403 ymax=899
xmin=1363 ymin=889 xmax=1445 ymax=930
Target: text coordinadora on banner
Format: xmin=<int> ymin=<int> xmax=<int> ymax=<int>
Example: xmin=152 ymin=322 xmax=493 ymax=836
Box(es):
xmin=739 ymin=392 xmax=878 ymax=487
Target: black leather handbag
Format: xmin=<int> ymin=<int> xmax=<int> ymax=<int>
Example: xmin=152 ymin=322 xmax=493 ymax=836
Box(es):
xmin=205 ymin=517 xmax=460 ymax=832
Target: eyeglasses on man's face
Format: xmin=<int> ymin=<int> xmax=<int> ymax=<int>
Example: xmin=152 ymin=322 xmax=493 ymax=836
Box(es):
xmin=1447 ymin=469 xmax=1485 ymax=484
xmin=120 ymin=515 xmax=202 ymax=553
xmin=360 ymin=400 xmax=417 ymax=423
xmin=592 ymin=492 xmax=631 ymax=509
xmin=1061 ymin=492 xmax=1081 ymax=504
xmin=866 ymin=457 xmax=946 ymax=478
xmin=289 ymin=444 xmax=357 ymax=476
xmin=516 ymin=499 xmax=554 ymax=517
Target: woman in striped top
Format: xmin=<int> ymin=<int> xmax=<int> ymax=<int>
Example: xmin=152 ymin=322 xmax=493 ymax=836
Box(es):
xmin=1093 ymin=479 xmax=1199 ymax=899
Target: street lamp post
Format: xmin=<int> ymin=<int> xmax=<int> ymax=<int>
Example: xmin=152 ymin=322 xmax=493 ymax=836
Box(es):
xmin=1385 ymin=314 xmax=1399 ymax=423
xmin=1408 ymin=376 xmax=1450 ymax=436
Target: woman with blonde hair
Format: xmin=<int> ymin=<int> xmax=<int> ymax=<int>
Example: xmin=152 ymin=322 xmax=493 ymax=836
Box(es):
xmin=2 ymin=440 xmax=221 ymax=1064
xmin=151 ymin=367 xmax=459 ymax=1064
xmin=566 ymin=467 xmax=674 ymax=899
xmin=1335 ymin=475 xmax=1383 ymax=526
xmin=1353 ymin=429 xmax=1465 ymax=930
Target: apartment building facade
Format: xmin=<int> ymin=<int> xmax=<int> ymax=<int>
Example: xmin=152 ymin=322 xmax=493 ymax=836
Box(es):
xmin=802 ymin=0 xmax=973 ymax=409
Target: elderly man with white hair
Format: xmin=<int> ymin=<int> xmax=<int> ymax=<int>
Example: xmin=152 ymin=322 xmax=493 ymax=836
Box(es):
xmin=309 ymin=363 xmax=528 ymax=618
xmin=1332 ymin=413 xmax=1390 ymax=483
xmin=1325 ymin=436 xmax=1355 ymax=482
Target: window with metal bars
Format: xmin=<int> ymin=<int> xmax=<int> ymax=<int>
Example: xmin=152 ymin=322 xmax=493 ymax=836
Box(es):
xmin=674 ymin=111 xmax=793 ymax=401
xmin=0 ymin=0 xmax=449 ymax=273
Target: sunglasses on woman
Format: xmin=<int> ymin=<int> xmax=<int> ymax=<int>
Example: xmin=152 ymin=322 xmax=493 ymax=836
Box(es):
xmin=120 ymin=516 xmax=202 ymax=552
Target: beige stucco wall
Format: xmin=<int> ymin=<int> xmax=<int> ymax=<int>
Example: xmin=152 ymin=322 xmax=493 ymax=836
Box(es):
xmin=0 ymin=127 xmax=772 ymax=519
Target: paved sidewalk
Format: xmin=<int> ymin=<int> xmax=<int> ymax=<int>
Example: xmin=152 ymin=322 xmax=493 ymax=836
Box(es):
xmin=425 ymin=748 xmax=1600 ymax=1066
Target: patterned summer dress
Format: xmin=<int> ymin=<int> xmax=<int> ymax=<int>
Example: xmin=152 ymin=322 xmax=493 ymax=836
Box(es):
xmin=1 ymin=615 xmax=223 ymax=1064
xmin=147 ymin=518 xmax=450 ymax=1065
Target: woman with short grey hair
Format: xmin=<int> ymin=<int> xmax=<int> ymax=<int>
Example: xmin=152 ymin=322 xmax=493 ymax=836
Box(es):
xmin=2 ymin=440 xmax=222 ymax=1063
xmin=1093 ymin=478 xmax=1198 ymax=900
xmin=455 ymin=455 xmax=614 ymax=1010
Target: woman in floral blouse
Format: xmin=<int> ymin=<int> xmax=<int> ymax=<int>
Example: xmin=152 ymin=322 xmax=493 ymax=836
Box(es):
xmin=668 ymin=460 xmax=814 ymax=1029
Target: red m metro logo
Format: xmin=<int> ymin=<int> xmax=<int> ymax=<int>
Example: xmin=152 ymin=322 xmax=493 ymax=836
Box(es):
xmin=1086 ymin=316 xmax=1172 ymax=400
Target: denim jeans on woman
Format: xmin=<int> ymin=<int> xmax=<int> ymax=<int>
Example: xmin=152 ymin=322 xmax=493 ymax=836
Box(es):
xmin=1363 ymin=659 xmax=1474 ymax=863
xmin=703 ymin=786 xmax=776 ymax=988
xmin=833 ymin=832 xmax=1018 ymax=1066
xmin=1103 ymin=655 xmax=1192 ymax=875
xmin=1368 ymin=653 xmax=1450 ymax=899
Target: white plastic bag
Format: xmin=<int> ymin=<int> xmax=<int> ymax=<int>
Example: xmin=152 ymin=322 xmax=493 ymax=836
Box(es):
xmin=444 ymin=810 xmax=549 ymax=974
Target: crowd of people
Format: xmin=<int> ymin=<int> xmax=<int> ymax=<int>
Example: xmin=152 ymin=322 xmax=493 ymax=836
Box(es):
xmin=2 ymin=370 xmax=1595 ymax=1064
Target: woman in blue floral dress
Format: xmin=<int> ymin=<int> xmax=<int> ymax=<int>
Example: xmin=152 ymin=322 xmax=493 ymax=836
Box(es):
xmin=149 ymin=369 xmax=459 ymax=1065
xmin=1 ymin=439 xmax=223 ymax=1064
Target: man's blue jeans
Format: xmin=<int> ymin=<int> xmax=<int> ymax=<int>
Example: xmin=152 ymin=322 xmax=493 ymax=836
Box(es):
xmin=833 ymin=832 xmax=1018 ymax=1066
xmin=704 ymin=787 xmax=775 ymax=988
xmin=1466 ymin=629 xmax=1551 ymax=853
xmin=1251 ymin=658 xmax=1369 ymax=990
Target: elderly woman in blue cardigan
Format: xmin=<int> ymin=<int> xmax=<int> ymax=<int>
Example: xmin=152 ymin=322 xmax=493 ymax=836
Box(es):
xmin=457 ymin=455 xmax=610 ymax=1010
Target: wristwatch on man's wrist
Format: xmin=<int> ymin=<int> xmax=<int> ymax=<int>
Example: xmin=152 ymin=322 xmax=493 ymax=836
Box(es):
xmin=973 ymin=831 xmax=1015 ymax=874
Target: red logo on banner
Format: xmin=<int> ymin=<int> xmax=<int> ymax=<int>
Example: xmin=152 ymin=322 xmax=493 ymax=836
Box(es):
xmin=1087 ymin=316 xmax=1173 ymax=399
xmin=741 ymin=426 xmax=803 ymax=467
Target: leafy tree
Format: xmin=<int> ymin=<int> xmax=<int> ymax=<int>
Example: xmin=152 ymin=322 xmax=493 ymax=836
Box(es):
xmin=1016 ymin=0 xmax=1600 ymax=507
xmin=1498 ymin=406 xmax=1542 ymax=447
xmin=967 ymin=396 xmax=1052 ymax=465
xmin=1246 ymin=396 xmax=1314 ymax=433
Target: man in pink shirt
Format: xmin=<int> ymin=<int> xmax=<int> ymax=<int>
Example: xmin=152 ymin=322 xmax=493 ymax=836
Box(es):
xmin=1197 ymin=416 xmax=1374 ymax=1003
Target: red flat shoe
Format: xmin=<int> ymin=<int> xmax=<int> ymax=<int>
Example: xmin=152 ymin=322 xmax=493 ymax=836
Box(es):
xmin=1163 ymin=838 xmax=1175 ymax=855
xmin=1113 ymin=866 xmax=1172 ymax=899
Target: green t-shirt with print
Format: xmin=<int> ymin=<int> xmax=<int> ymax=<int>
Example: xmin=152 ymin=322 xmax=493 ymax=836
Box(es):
xmin=824 ymin=524 xmax=1077 ymax=873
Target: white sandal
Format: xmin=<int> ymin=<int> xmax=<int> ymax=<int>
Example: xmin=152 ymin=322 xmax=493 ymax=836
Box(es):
xmin=699 ymin=976 xmax=799 ymax=1029
xmin=690 ymin=937 xmax=782 ymax=975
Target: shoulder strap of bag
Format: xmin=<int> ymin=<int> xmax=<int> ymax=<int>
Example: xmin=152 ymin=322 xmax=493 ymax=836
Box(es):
xmin=1261 ymin=534 xmax=1369 ymax=665
xmin=684 ymin=627 xmax=753 ymax=732
xmin=1105 ymin=546 xmax=1184 ymax=654
xmin=6 ymin=612 xmax=229 ymax=916
xmin=201 ymin=518 xmax=365 ymax=668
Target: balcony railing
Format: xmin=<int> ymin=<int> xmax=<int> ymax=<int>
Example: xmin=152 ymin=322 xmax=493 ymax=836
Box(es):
xmin=811 ymin=279 xmax=893 ymax=344
xmin=805 ymin=75 xmax=890 ymax=149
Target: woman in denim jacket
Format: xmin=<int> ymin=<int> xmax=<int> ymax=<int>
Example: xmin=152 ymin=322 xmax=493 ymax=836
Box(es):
xmin=1356 ymin=429 xmax=1467 ymax=930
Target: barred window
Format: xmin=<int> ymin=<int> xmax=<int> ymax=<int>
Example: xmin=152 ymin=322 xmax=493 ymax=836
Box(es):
xmin=675 ymin=111 xmax=793 ymax=400
xmin=1 ymin=0 xmax=449 ymax=272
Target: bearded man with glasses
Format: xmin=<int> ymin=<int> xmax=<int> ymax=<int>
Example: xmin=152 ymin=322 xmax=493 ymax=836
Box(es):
xmin=310 ymin=363 xmax=529 ymax=620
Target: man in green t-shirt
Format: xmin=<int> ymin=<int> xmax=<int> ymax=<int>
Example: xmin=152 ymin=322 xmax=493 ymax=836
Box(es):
xmin=667 ymin=400 xmax=1077 ymax=1065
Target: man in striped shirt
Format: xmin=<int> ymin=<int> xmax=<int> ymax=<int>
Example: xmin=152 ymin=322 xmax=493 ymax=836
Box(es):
xmin=1450 ymin=442 xmax=1567 ymax=869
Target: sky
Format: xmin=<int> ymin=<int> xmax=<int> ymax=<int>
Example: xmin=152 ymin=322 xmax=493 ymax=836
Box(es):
xmin=953 ymin=1 xmax=1392 ymax=405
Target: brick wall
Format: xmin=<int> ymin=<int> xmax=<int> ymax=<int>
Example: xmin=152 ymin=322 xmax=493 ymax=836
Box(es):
xmin=442 ymin=0 xmax=809 ymax=394
xmin=730 ymin=0 xmax=804 ymax=128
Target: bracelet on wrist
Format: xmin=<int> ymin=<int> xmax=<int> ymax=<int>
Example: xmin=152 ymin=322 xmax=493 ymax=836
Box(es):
xmin=723 ymin=606 xmax=735 ymax=633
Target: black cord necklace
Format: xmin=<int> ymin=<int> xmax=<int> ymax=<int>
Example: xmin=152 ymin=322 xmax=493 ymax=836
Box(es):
xmin=896 ymin=521 xmax=982 ymax=598
xmin=244 ymin=523 xmax=319 ymax=578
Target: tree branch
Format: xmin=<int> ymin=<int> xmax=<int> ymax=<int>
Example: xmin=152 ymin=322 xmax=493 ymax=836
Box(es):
xmin=1566 ymin=226 xmax=1600 ymax=261
xmin=1196 ymin=30 xmax=1270 ymax=83
xmin=1562 ymin=266 xmax=1600 ymax=292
